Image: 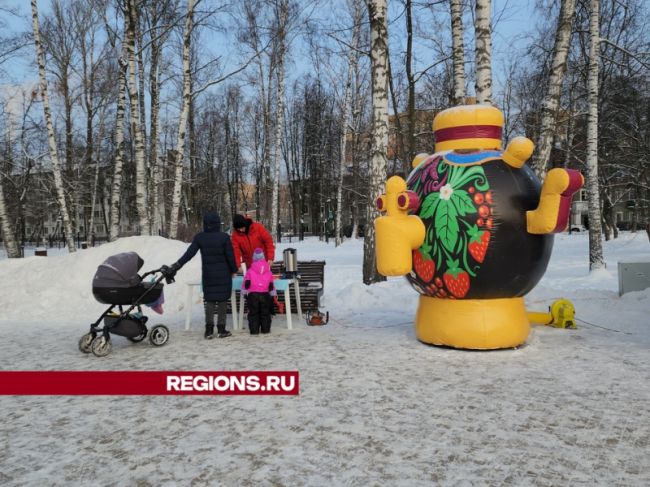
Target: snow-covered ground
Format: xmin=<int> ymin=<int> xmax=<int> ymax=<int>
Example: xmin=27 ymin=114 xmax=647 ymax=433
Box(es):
xmin=0 ymin=233 xmax=649 ymax=486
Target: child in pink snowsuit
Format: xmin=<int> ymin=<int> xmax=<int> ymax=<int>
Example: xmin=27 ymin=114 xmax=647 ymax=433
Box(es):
xmin=242 ymin=248 xmax=276 ymax=334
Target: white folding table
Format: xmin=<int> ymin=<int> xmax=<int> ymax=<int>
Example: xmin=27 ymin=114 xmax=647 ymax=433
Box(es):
xmin=183 ymin=276 xmax=302 ymax=331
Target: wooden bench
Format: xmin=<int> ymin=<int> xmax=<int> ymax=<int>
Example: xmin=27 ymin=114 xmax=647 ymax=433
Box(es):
xmin=226 ymin=260 xmax=326 ymax=315
xmin=273 ymin=260 xmax=325 ymax=313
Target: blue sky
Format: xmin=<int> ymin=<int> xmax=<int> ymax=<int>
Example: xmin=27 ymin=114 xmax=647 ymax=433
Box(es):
xmin=1 ymin=0 xmax=538 ymax=108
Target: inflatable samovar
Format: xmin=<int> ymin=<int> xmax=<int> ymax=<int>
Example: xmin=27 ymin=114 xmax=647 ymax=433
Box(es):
xmin=375 ymin=105 xmax=583 ymax=349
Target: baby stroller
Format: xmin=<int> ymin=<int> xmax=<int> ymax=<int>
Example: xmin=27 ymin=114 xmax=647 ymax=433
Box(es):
xmin=79 ymin=252 xmax=174 ymax=357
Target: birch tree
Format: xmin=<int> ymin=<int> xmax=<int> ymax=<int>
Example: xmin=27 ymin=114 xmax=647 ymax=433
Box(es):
xmin=126 ymin=0 xmax=150 ymax=235
xmin=271 ymin=0 xmax=289 ymax=236
xmin=336 ymin=0 xmax=363 ymax=247
xmin=30 ymin=0 xmax=76 ymax=252
xmin=88 ymin=113 xmax=106 ymax=245
xmin=147 ymin=0 xmax=177 ymax=237
xmin=363 ymin=0 xmax=388 ymax=285
xmin=109 ymin=22 xmax=129 ymax=241
xmin=0 ymin=13 xmax=23 ymax=258
xmin=474 ymin=0 xmax=492 ymax=104
xmin=41 ymin=0 xmax=77 ymax=177
xmin=241 ymin=1 xmax=273 ymax=223
xmin=168 ymin=0 xmax=195 ymax=239
xmin=586 ymin=0 xmax=605 ymax=269
xmin=0 ymin=176 xmax=20 ymax=257
xmin=450 ymin=0 xmax=466 ymax=104
xmin=404 ymin=0 xmax=415 ymax=171
xmin=75 ymin=1 xmax=109 ymax=244
xmin=530 ymin=0 xmax=577 ymax=176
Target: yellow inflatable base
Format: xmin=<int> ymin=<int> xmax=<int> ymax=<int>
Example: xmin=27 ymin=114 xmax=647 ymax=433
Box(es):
xmin=415 ymin=296 xmax=530 ymax=350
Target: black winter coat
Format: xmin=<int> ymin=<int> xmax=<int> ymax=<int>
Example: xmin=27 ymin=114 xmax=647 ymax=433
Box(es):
xmin=175 ymin=213 xmax=237 ymax=301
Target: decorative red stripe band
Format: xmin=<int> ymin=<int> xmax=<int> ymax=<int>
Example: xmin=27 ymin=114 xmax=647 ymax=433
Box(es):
xmin=0 ymin=371 xmax=299 ymax=395
xmin=435 ymin=125 xmax=502 ymax=143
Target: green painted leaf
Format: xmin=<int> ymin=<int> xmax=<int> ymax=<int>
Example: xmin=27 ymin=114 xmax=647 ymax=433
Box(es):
xmin=448 ymin=164 xmax=487 ymax=189
xmin=445 ymin=258 xmax=461 ymax=276
xmin=420 ymin=192 xmax=440 ymax=219
xmin=466 ymin=224 xmax=483 ymax=243
xmin=451 ymin=190 xmax=476 ymax=217
xmin=421 ymin=241 xmax=432 ymax=256
xmin=435 ymin=200 xmax=459 ymax=253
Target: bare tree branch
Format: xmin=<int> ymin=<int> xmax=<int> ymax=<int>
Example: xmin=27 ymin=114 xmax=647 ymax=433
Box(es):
xmin=600 ymin=37 xmax=650 ymax=68
xmin=191 ymin=39 xmax=272 ymax=97
xmin=326 ymin=32 xmax=370 ymax=57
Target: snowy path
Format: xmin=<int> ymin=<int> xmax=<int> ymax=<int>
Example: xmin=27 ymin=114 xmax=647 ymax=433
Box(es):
xmin=0 ymin=316 xmax=648 ymax=486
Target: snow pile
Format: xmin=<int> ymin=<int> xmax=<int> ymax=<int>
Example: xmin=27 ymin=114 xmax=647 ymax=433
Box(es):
xmin=0 ymin=236 xmax=202 ymax=323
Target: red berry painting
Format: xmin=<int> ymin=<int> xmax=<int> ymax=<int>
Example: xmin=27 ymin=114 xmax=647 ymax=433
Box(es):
xmin=406 ymin=153 xmax=494 ymax=299
xmin=413 ymin=249 xmax=435 ymax=282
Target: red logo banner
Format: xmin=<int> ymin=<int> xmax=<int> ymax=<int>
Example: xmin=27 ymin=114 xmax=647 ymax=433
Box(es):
xmin=0 ymin=371 xmax=299 ymax=395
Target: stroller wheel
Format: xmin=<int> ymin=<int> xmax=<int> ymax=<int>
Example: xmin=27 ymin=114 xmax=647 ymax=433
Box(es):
xmin=78 ymin=333 xmax=94 ymax=353
xmin=127 ymin=329 xmax=147 ymax=343
xmin=149 ymin=325 xmax=169 ymax=347
xmin=91 ymin=335 xmax=112 ymax=357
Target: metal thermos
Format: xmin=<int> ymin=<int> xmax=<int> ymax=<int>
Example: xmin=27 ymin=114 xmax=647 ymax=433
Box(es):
xmin=283 ymin=248 xmax=298 ymax=274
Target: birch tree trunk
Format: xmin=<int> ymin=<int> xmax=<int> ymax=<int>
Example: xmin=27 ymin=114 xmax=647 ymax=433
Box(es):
xmin=336 ymin=0 xmax=362 ymax=247
xmin=79 ymin=12 xmax=97 ymax=243
xmin=258 ymin=62 xmax=271 ymax=224
xmin=148 ymin=2 xmax=173 ymax=237
xmin=387 ymin=55 xmax=406 ymax=172
xmin=271 ymin=0 xmax=289 ymax=237
xmin=136 ymin=22 xmax=147 ymax=159
xmin=126 ymin=0 xmax=150 ymax=235
xmin=363 ymin=0 xmax=388 ymax=285
xmin=474 ymin=0 xmax=492 ymax=104
xmin=168 ymin=0 xmax=195 ymax=239
xmin=258 ymin=63 xmax=271 ymax=224
xmin=150 ymin=42 xmax=163 ymax=236
xmin=81 ymin=29 xmax=95 ymax=179
xmin=31 ymin=0 xmax=76 ymax=252
xmin=350 ymin=61 xmax=364 ymax=240
xmin=1 ymin=87 xmax=20 ymax=257
xmin=586 ymin=0 xmax=605 ymax=270
xmin=88 ymin=114 xmax=105 ymax=246
xmin=450 ymin=0 xmax=466 ymax=104
xmin=405 ymin=0 xmax=416 ymax=173
xmin=0 ymin=178 xmax=20 ymax=257
xmin=531 ymin=0 xmax=576 ymax=176
xmin=244 ymin=2 xmax=272 ymax=224
xmin=109 ymin=36 xmax=129 ymax=242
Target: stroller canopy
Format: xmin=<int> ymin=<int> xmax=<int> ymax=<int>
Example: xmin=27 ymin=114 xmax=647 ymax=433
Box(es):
xmin=93 ymin=252 xmax=144 ymax=288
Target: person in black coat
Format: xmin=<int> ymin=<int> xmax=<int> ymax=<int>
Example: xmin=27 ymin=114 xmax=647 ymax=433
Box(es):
xmin=167 ymin=212 xmax=237 ymax=339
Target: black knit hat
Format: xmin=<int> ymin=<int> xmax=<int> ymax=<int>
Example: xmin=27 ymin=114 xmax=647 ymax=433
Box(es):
xmin=233 ymin=214 xmax=248 ymax=230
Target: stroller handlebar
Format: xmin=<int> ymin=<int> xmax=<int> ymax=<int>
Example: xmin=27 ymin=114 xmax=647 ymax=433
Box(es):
xmin=142 ymin=267 xmax=175 ymax=285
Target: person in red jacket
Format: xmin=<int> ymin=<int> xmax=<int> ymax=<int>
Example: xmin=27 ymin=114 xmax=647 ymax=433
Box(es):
xmin=231 ymin=214 xmax=275 ymax=270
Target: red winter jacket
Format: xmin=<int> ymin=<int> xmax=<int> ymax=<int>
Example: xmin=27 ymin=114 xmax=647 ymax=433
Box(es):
xmin=231 ymin=219 xmax=275 ymax=269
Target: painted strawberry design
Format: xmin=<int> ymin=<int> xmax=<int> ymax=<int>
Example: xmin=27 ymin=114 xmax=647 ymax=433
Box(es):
xmin=413 ymin=249 xmax=435 ymax=282
xmin=467 ymin=225 xmax=490 ymax=263
xmin=443 ymin=259 xmax=470 ymax=298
